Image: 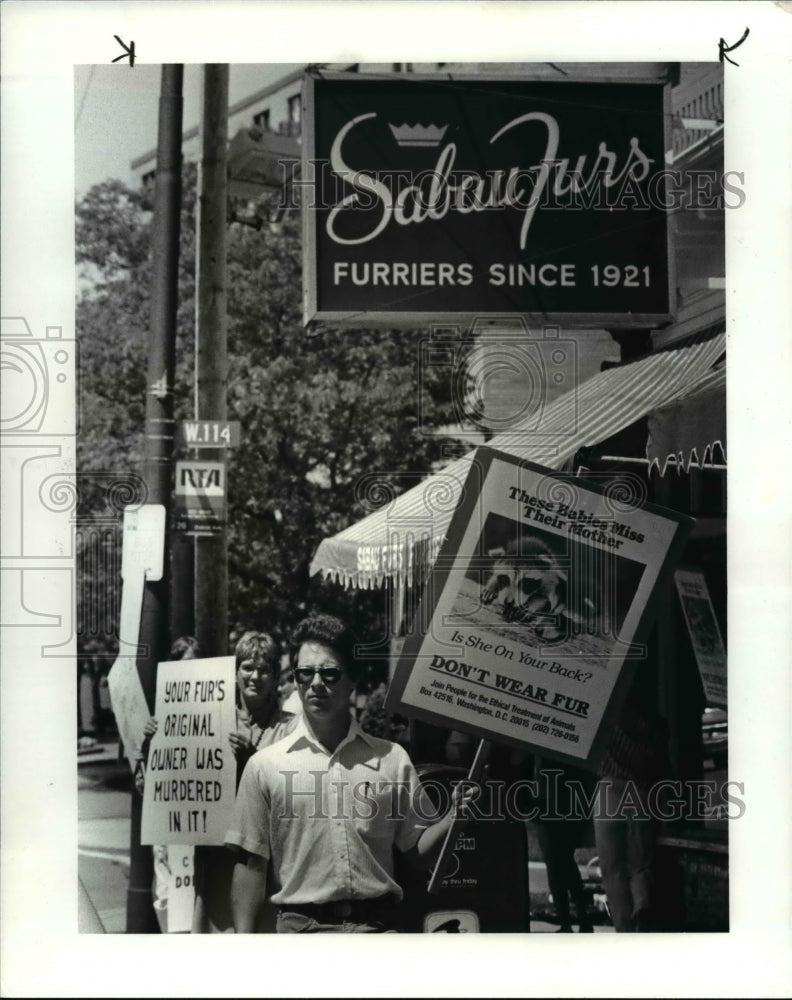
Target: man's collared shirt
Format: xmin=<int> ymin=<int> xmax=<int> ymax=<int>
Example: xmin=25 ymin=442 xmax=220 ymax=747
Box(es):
xmin=225 ymin=716 xmax=437 ymax=905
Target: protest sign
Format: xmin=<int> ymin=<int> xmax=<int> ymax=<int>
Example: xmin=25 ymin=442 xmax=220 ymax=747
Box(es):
xmin=141 ymin=656 xmax=236 ymax=845
xmin=165 ymin=845 xmax=195 ymax=933
xmin=386 ymin=447 xmax=692 ymax=767
xmin=675 ymin=568 xmax=727 ymax=707
xmin=107 ymin=653 xmax=151 ymax=772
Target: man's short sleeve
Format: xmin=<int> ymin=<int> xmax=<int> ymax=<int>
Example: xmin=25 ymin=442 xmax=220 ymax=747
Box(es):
xmin=393 ymin=751 xmax=440 ymax=853
xmin=225 ymin=753 xmax=272 ymax=859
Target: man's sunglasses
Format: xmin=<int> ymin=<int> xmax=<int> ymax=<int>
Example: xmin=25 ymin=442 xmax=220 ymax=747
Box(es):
xmin=294 ymin=666 xmax=344 ymax=686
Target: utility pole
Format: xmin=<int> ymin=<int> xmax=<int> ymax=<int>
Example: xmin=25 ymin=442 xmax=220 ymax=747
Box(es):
xmin=194 ymin=65 xmax=229 ymax=657
xmin=128 ymin=64 xmax=183 ymax=933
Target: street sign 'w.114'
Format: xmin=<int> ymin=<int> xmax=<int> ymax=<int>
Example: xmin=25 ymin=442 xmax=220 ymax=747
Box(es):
xmin=176 ymin=420 xmax=240 ymax=448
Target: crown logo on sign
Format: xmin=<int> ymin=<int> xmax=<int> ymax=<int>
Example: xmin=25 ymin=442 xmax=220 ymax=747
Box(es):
xmin=388 ymin=123 xmax=448 ymax=148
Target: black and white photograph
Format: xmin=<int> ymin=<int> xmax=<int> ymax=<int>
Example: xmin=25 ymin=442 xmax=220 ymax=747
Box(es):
xmin=2 ymin=2 xmax=791 ymax=998
xmin=73 ymin=53 xmax=728 ymax=934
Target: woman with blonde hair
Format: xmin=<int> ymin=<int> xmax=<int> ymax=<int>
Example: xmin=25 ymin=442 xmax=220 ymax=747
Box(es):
xmin=192 ymin=630 xmax=298 ymax=933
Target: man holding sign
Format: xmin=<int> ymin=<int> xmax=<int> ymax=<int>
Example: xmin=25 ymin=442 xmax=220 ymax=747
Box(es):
xmin=227 ymin=613 xmax=474 ymax=933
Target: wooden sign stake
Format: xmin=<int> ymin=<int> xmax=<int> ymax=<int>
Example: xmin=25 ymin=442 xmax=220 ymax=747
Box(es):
xmin=427 ymin=738 xmax=492 ymax=895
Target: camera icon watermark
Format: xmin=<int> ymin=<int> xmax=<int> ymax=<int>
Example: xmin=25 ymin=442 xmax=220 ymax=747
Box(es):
xmin=0 ymin=317 xmax=76 ymax=437
xmin=418 ymin=317 xmax=578 ymax=445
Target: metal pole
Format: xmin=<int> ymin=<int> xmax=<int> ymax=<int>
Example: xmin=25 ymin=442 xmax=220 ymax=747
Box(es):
xmin=170 ymin=531 xmax=195 ymax=640
xmin=127 ymin=63 xmax=183 ymax=934
xmin=194 ymin=65 xmax=229 ymax=657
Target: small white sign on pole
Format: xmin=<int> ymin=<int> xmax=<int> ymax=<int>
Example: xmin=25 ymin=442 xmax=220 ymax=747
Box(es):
xmin=107 ymin=505 xmax=166 ymax=770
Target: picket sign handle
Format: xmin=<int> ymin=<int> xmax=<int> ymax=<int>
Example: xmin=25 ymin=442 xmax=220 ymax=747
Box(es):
xmin=426 ymin=738 xmax=492 ymax=895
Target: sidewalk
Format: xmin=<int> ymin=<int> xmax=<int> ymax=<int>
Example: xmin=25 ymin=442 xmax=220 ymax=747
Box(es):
xmin=78 ymin=739 xmax=132 ymax=933
xmin=527 ymin=860 xmax=613 ymax=933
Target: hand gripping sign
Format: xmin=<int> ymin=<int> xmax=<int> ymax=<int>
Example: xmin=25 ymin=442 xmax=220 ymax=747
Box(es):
xmin=385 ymin=447 xmax=693 ymax=769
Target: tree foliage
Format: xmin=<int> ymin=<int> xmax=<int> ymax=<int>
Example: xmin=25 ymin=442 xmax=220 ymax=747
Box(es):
xmin=76 ymin=171 xmax=458 ymax=658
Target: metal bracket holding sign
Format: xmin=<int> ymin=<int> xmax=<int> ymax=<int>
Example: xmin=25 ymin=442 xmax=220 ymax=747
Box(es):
xmin=675 ymin=568 xmax=727 ymax=707
xmin=385 ymin=447 xmax=693 ymax=769
xmin=107 ymin=505 xmax=166 ymax=770
xmin=174 ymin=459 xmax=225 ymax=536
xmin=303 ymin=71 xmax=673 ymax=329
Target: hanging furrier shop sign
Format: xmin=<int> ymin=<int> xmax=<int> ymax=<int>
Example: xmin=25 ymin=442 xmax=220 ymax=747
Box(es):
xmin=303 ymin=74 xmax=671 ymax=326
xmin=385 ymin=448 xmax=692 ymax=768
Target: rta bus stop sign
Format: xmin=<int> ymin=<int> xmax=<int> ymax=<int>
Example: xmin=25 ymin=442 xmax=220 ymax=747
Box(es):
xmin=398 ymin=765 xmax=531 ymax=933
xmin=174 ymin=460 xmax=226 ymax=536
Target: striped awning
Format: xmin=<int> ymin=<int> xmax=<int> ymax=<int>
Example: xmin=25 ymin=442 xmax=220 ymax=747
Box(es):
xmin=647 ymin=364 xmax=726 ymax=475
xmin=310 ymin=334 xmax=726 ymax=590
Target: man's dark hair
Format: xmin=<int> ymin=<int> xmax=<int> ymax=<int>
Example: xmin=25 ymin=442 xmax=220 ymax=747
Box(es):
xmin=289 ymin=613 xmax=361 ymax=682
xmin=235 ymin=630 xmax=281 ymax=679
